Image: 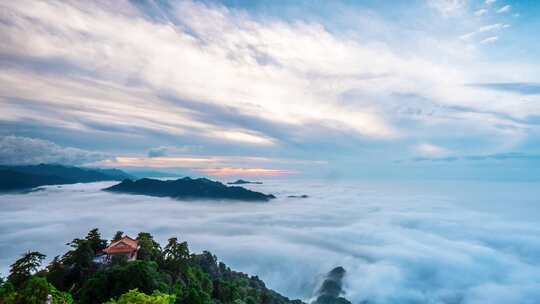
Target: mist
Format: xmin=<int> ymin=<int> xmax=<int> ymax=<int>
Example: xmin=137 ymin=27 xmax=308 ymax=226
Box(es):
xmin=1 ymin=179 xmax=540 ymax=303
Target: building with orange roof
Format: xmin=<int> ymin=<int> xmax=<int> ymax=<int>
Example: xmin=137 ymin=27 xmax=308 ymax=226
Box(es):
xmin=101 ymin=235 xmax=140 ymax=261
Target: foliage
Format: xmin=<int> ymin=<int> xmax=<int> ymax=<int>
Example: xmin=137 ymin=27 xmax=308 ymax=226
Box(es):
xmin=112 ymin=231 xmax=124 ymax=242
xmin=0 ymin=276 xmax=72 ymax=304
xmin=0 ymin=279 xmax=16 ymax=303
xmin=7 ymin=251 xmax=46 ymax=288
xmin=46 ymin=256 xmax=69 ymax=291
xmin=136 ymin=233 xmax=161 ymax=262
xmin=85 ymin=228 xmax=108 ymax=254
xmin=78 ymin=260 xmax=170 ymax=303
xmin=3 ymin=229 xmax=303 ymax=304
xmin=104 ymin=289 xmax=175 ymax=304
xmin=160 ymin=237 xmax=190 ymax=279
xmin=59 ymin=237 xmax=95 ymax=292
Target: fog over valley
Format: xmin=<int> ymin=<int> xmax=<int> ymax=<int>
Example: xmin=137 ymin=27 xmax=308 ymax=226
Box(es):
xmin=1 ymin=179 xmax=539 ymax=303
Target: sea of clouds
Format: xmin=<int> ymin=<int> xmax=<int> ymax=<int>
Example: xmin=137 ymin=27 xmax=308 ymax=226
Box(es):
xmin=1 ymin=179 xmax=540 ymax=303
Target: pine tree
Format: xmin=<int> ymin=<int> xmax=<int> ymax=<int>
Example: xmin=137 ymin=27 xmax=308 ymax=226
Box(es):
xmin=7 ymin=251 xmax=46 ymax=288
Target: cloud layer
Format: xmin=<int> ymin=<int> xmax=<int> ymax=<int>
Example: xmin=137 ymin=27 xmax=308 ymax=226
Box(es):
xmin=0 ymin=135 xmax=110 ymax=165
xmin=0 ymin=0 xmax=539 ymax=176
xmin=1 ymin=180 xmax=540 ymax=303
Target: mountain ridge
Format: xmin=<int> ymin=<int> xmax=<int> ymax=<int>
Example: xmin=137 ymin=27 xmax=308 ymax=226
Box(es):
xmin=0 ymin=164 xmax=134 ymax=192
xmin=104 ymin=177 xmax=276 ymax=201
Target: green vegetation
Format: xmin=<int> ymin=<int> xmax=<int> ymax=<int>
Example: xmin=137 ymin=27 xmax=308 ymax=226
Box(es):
xmin=0 ymin=229 xmax=303 ymax=304
xmin=104 ymin=289 xmax=175 ymax=304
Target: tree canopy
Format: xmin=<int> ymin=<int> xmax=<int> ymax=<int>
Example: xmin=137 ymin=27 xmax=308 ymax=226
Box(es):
xmin=0 ymin=228 xmax=304 ymax=304
xmin=7 ymin=251 xmax=46 ymax=288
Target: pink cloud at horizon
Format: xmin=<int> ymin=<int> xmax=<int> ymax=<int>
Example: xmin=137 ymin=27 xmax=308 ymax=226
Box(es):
xmin=194 ymin=167 xmax=299 ymax=177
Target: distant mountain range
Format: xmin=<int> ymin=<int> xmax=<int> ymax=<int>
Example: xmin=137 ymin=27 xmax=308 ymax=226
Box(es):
xmin=227 ymin=179 xmax=263 ymax=185
xmin=105 ymin=177 xmax=276 ymax=201
xmin=0 ymin=164 xmax=133 ymax=192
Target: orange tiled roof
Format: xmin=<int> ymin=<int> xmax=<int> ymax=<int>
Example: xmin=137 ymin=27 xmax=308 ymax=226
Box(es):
xmin=103 ymin=236 xmax=139 ymax=254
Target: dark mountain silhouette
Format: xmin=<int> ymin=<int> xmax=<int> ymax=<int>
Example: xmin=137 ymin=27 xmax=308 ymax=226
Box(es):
xmin=104 ymin=177 xmax=276 ymax=201
xmin=0 ymin=164 xmax=133 ymax=192
xmin=288 ymin=194 xmax=309 ymax=198
xmin=227 ymin=179 xmax=263 ymax=185
xmin=312 ymin=266 xmax=351 ymax=304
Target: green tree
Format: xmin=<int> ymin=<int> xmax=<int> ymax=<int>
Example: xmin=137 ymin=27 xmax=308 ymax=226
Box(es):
xmin=7 ymin=251 xmax=46 ymax=288
xmin=105 ymin=289 xmax=175 ymax=304
xmin=112 ymin=231 xmax=124 ymax=242
xmin=61 ymin=238 xmax=94 ymax=291
xmin=160 ymin=237 xmax=190 ymax=282
xmin=173 ymin=266 xmax=212 ymax=304
xmin=2 ymin=230 xmax=305 ymax=304
xmin=46 ymin=256 xmax=69 ymax=291
xmin=0 ymin=278 xmax=16 ymax=302
xmin=48 ymin=282 xmax=74 ymax=304
xmin=1 ymin=276 xmax=73 ymax=304
xmin=184 ymin=287 xmax=210 ymax=304
xmin=18 ymin=276 xmax=49 ymax=304
xmin=79 ymin=261 xmax=170 ymax=303
xmin=162 ymin=238 xmax=190 ymax=262
xmin=85 ymin=228 xmax=108 ymax=254
xmin=136 ymin=232 xmax=162 ymax=261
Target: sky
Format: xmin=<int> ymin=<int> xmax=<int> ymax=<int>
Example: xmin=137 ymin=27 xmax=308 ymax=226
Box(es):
xmin=1 ymin=0 xmax=540 ymax=180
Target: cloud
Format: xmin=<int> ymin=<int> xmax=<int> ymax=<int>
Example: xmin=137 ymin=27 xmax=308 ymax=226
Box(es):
xmin=1 ymin=181 xmax=540 ymax=303
xmin=94 ymin=155 xmax=310 ymax=177
xmin=478 ymin=23 xmax=510 ymax=32
xmin=98 ymin=156 xmax=218 ymax=168
xmin=147 ymin=146 xmax=168 ymax=158
xmin=0 ymin=0 xmax=398 ymax=140
xmin=496 ymin=5 xmax=511 ymax=13
xmin=0 ymin=0 xmax=538 ymax=171
xmin=460 ymin=23 xmax=509 ymax=41
xmin=480 ymin=36 xmax=498 ymax=44
xmin=485 ymin=0 xmax=496 ymax=5
xmin=147 ymin=145 xmax=198 ymax=158
xmin=407 ymin=152 xmax=540 ymax=163
xmin=414 ymin=143 xmax=452 ymax=157
xmin=472 ymin=82 xmax=540 ymax=95
xmin=214 ymin=131 xmax=275 ymax=145
xmin=427 ymin=0 xmax=468 ymax=16
xmin=0 ymin=135 xmax=111 ymax=165
xmin=194 ymin=167 xmax=298 ymax=177
xmin=474 ymin=9 xmax=488 ymax=16
xmin=464 ymin=152 xmax=540 ymax=161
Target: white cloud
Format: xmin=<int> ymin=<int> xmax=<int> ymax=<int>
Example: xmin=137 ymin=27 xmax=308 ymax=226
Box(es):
xmin=428 ymin=0 xmax=468 ymax=16
xmin=496 ymin=5 xmax=511 ymax=13
xmin=474 ymin=9 xmax=488 ymax=16
xmin=480 ymin=36 xmax=499 ymax=44
xmin=485 ymin=0 xmax=496 ymax=5
xmin=459 ymin=32 xmax=477 ymax=40
xmin=478 ymin=23 xmax=509 ymax=32
xmin=460 ymin=23 xmax=509 ymax=42
xmin=0 ymin=136 xmax=110 ymax=165
xmin=0 ymin=0 xmax=538 ymax=158
xmin=414 ymin=143 xmax=452 ymax=157
xmin=213 ymin=130 xmax=275 ymax=145
xmin=2 ymin=181 xmax=540 ymax=302
xmin=0 ymin=0 xmax=399 ymax=139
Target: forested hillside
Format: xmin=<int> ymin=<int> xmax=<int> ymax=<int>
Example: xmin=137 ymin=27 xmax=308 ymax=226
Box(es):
xmin=0 ymin=229 xmax=304 ymax=304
